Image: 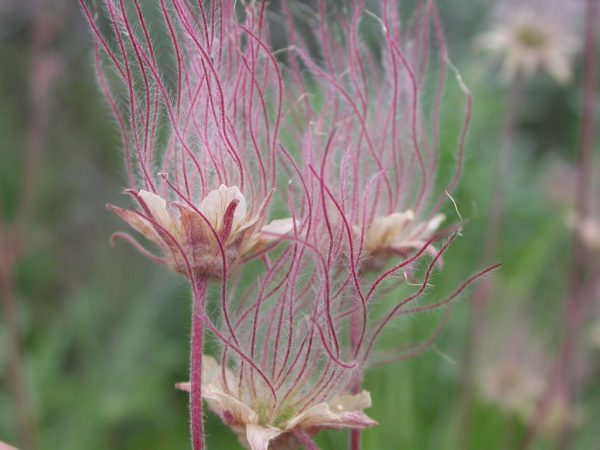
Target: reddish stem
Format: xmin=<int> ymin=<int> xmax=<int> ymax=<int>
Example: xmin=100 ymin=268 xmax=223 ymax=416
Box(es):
xmin=350 ymin=429 xmax=361 ymax=450
xmin=190 ymin=277 xmax=208 ymax=450
xmin=350 ymin=312 xmax=362 ymax=450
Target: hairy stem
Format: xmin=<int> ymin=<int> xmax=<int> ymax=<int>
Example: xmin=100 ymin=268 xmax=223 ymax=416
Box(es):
xmin=349 ymin=312 xmax=362 ymax=450
xmin=350 ymin=429 xmax=361 ymax=450
xmin=190 ymin=277 xmax=208 ymax=450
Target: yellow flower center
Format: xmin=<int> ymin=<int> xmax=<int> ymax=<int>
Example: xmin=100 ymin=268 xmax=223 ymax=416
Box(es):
xmin=515 ymin=26 xmax=547 ymax=49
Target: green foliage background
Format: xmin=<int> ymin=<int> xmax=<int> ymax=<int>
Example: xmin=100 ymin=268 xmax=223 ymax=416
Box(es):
xmin=1 ymin=1 xmax=599 ymax=449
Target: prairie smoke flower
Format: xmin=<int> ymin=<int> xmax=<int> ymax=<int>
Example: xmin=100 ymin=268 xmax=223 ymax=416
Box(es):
xmin=110 ymin=185 xmax=294 ymax=279
xmin=360 ymin=211 xmax=445 ymax=271
xmin=281 ymin=0 xmax=467 ymax=276
xmin=82 ymin=0 xmax=493 ymax=448
xmin=81 ymin=0 xmax=291 ymax=448
xmin=177 ymin=357 xmax=376 ymax=450
xmin=81 ymin=0 xmax=290 ymax=280
xmin=476 ymin=0 xmax=581 ymax=84
xmin=168 ymin=1 xmax=493 ymax=448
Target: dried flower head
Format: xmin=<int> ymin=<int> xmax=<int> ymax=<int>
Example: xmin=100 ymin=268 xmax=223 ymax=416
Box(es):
xmin=476 ymin=0 xmax=582 ymax=84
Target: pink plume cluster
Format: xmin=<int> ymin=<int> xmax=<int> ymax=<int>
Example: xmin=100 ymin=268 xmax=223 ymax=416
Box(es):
xmin=81 ymin=1 xmax=492 ymax=448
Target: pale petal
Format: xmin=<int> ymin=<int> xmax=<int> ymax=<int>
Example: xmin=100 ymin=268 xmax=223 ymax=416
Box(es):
xmin=400 ymin=213 xmax=444 ymax=247
xmin=175 ymin=381 xmax=190 ymax=392
xmin=385 ymin=210 xmax=414 ymax=228
xmin=199 ymin=185 xmax=247 ymax=232
xmin=176 ymin=355 xmax=236 ymax=399
xmin=239 ymin=217 xmax=295 ymax=256
xmin=545 ymin=53 xmax=571 ymax=84
xmin=203 ymin=384 xmax=259 ymax=426
xmin=245 ymin=424 xmax=283 ymax=450
xmin=109 ymin=205 xmax=162 ymax=245
xmin=259 ymin=218 xmax=296 ymax=242
xmin=328 ymin=390 xmax=373 ymax=411
xmin=285 ymin=404 xmax=377 ymax=431
xmin=0 ymin=441 xmax=19 ymax=450
xmin=202 ymin=355 xmax=226 ymax=385
xmin=393 ymin=240 xmax=441 ymax=263
xmin=284 ymin=391 xmax=377 ymax=431
xmin=138 ymin=190 xmax=174 ymax=231
xmin=577 ymin=218 xmax=600 ymax=252
xmin=238 ymin=189 xmax=273 ymax=235
xmin=176 ymin=379 xmax=260 ymax=426
xmin=367 ymin=210 xmax=414 ymax=250
xmin=423 ymin=214 xmax=445 ymax=236
xmin=475 ymin=29 xmax=510 ymax=51
xmin=502 ymin=51 xmax=520 ymax=82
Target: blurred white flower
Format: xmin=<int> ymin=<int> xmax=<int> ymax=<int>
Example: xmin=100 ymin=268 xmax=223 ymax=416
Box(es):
xmin=574 ymin=217 xmax=600 ymax=254
xmin=476 ymin=1 xmax=581 ymax=84
xmin=478 ymin=315 xmax=586 ymax=434
xmin=481 ymin=358 xmax=545 ymax=420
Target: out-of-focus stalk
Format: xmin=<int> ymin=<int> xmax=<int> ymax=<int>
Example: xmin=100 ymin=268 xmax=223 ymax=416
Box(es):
xmin=520 ymin=0 xmax=598 ymax=448
xmin=0 ymin=255 xmax=35 ymax=450
xmin=0 ymin=1 xmax=64 ymax=448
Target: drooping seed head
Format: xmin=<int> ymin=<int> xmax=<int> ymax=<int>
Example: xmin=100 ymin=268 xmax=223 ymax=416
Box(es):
xmin=177 ymin=356 xmax=376 ymax=450
xmin=82 ymin=0 xmax=292 ymax=279
xmin=110 ymin=185 xmax=294 ymax=278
